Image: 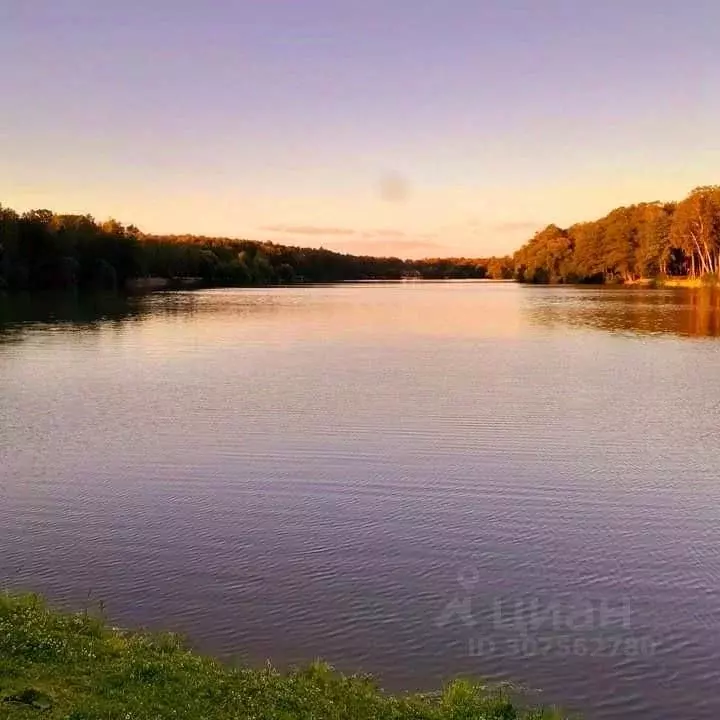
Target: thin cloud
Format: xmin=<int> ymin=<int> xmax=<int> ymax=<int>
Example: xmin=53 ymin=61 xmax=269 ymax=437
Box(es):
xmin=261 ymin=226 xmax=424 ymax=240
xmin=333 ymin=238 xmax=447 ymax=257
xmin=261 ymin=225 xmax=356 ymax=236
xmin=360 ymin=229 xmax=407 ymax=239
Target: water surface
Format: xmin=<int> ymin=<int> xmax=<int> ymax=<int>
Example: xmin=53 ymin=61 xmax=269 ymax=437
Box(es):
xmin=2 ymin=283 xmax=720 ymax=719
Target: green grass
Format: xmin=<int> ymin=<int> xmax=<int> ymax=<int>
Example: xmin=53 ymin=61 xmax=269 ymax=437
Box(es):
xmin=0 ymin=593 xmax=568 ymax=719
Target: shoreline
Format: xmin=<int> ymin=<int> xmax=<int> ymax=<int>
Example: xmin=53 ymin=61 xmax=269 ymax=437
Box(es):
xmin=3 ymin=276 xmax=719 ymax=305
xmin=622 ymin=277 xmax=712 ymax=288
xmin=0 ymin=592 xmax=566 ymax=719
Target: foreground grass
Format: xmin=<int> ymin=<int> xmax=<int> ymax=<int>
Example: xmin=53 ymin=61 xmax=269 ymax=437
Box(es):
xmin=0 ymin=593 xmax=567 ymax=719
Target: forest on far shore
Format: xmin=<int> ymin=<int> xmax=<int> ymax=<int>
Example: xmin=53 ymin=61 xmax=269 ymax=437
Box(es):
xmin=0 ymin=205 xmax=513 ymax=292
xmin=1 ymin=185 xmax=718 ymax=292
xmin=514 ymin=185 xmax=720 ymax=284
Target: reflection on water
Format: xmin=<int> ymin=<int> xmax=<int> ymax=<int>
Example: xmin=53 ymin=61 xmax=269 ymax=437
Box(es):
xmin=4 ymin=284 xmax=720 ymax=342
xmin=0 ymin=293 xmax=145 ymax=339
xmin=2 ymin=282 xmax=720 ymax=720
xmin=527 ymin=286 xmax=720 ymax=338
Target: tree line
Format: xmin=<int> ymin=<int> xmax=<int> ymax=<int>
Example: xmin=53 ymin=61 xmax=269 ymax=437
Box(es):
xmin=2 ymin=184 xmax=716 ymax=293
xmin=514 ymin=186 xmax=720 ymax=283
xmin=0 ymin=204 xmax=512 ymax=292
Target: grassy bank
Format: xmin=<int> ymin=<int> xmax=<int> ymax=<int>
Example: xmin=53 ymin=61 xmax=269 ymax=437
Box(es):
xmin=657 ymin=276 xmax=718 ymax=288
xmin=0 ymin=593 xmax=565 ymax=719
xmin=620 ymin=276 xmax=720 ymax=288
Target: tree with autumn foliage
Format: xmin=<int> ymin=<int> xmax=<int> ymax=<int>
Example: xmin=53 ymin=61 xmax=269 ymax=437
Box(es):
xmin=670 ymin=186 xmax=720 ymax=278
xmin=512 ymin=187 xmax=720 ymax=283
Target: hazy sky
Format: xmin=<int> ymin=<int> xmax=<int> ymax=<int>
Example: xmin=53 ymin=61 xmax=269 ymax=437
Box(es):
xmin=2 ymin=1 xmax=719 ymax=258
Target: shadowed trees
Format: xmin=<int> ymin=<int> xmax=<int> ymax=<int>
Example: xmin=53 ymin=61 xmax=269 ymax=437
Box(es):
xmin=0 ymin=207 xmax=141 ymax=291
xmin=0 ymin=203 xmax=511 ymax=292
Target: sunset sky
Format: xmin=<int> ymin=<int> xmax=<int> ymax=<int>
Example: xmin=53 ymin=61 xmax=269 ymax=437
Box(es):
xmin=2 ymin=0 xmax=719 ymax=258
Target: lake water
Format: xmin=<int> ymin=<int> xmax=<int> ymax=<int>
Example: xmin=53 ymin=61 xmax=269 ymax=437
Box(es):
xmin=2 ymin=282 xmax=720 ymax=719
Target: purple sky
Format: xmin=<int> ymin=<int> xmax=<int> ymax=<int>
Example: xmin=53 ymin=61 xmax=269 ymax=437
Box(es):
xmin=2 ymin=0 xmax=719 ymax=257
